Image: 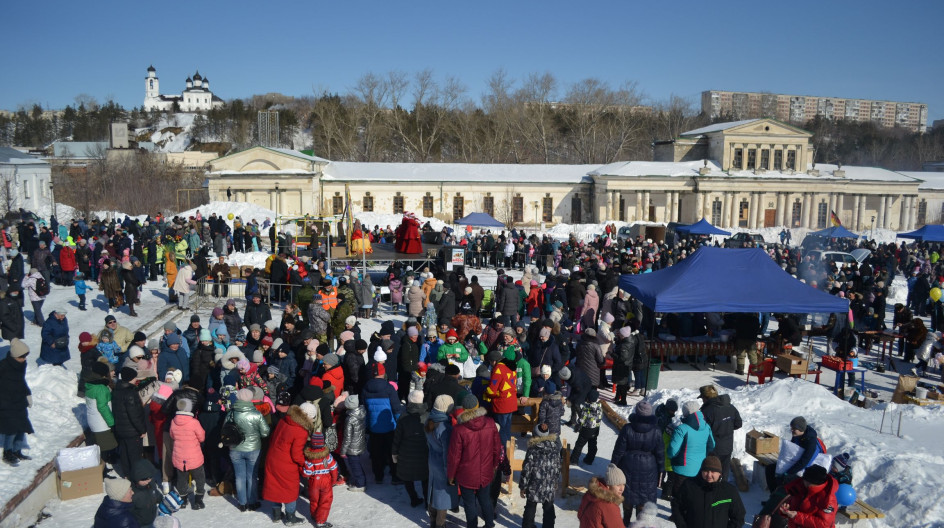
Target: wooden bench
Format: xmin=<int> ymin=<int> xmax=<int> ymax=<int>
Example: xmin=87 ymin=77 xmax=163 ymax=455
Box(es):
xmin=839 ymin=499 xmax=885 ymax=521
xmin=511 ymin=397 xmax=543 ymax=434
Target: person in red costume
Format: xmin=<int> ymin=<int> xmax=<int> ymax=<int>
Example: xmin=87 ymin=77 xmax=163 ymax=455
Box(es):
xmin=350 ymin=220 xmax=373 ymax=255
xmin=395 ymin=212 xmax=423 ymax=254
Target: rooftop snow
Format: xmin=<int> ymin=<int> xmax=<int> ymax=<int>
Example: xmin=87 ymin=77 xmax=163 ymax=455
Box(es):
xmin=901 ymin=171 xmax=944 ymax=190
xmin=51 ymin=141 xmax=108 ymax=158
xmin=0 ymin=147 xmax=47 ymax=164
xmin=592 ymin=160 xmax=918 ymax=183
xmin=322 ymin=162 xmax=597 ymax=184
xmin=679 ymin=119 xmax=761 ymax=137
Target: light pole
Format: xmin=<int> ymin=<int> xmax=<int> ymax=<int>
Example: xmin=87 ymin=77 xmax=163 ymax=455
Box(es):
xmin=871 ymin=215 xmax=876 ymax=241
xmin=49 ymin=182 xmax=56 ymax=220
xmin=533 ymin=201 xmax=539 ymax=227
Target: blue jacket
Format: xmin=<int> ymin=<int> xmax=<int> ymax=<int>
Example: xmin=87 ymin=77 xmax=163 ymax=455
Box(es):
xmin=785 ymin=425 xmax=822 ymax=475
xmin=39 ymin=317 xmax=70 ymax=365
xmin=93 ymin=496 xmax=139 ymax=528
xmin=270 ymin=351 xmax=297 ymax=384
xmin=360 ymin=377 xmax=402 ymax=434
xmin=667 ymin=410 xmax=716 ymax=477
xmin=158 ymin=337 xmax=190 ymax=382
xmin=97 ymin=341 xmax=122 ymax=365
xmin=74 ymin=280 xmax=89 ymax=296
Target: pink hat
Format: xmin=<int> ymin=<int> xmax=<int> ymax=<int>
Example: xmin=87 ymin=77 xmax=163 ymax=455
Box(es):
xmin=237 ymin=359 xmax=250 ymax=371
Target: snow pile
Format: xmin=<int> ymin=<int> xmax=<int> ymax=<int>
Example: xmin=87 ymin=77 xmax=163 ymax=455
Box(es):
xmin=547 ymin=221 xmax=632 ymax=242
xmin=0 ymin=365 xmax=84 ymax=506
xmin=178 ymin=201 xmax=276 ymax=229
xmin=628 ymin=378 xmax=944 ymax=527
xmin=147 ymin=113 xmax=198 ymax=153
xmin=889 ymin=275 xmax=909 ymax=306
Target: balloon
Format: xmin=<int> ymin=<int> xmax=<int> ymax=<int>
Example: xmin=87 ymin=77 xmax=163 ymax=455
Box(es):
xmin=836 ymin=483 xmax=856 ymax=507
xmin=227 ymin=213 xmax=234 ymax=220
xmin=932 ymin=288 xmax=942 ymax=302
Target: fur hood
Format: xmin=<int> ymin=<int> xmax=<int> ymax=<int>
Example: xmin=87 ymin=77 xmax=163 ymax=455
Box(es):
xmin=543 ymin=392 xmax=563 ymax=403
xmin=457 ymin=406 xmax=487 ymax=425
xmin=304 ymin=446 xmax=329 ymax=461
xmin=286 ymin=404 xmax=315 ymax=433
xmin=587 ymin=476 xmax=624 ymax=504
xmin=527 ymin=433 xmax=559 ymax=448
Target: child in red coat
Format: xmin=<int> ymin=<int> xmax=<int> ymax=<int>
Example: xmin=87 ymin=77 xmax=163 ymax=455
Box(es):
xmin=303 ymin=432 xmax=339 ymax=528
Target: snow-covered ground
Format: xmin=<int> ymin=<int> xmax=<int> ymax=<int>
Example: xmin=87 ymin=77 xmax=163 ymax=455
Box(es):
xmin=1 ymin=201 xmax=931 ymax=527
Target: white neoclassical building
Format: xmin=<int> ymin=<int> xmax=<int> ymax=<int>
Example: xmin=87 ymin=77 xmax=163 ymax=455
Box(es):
xmin=0 ymin=147 xmax=53 ymax=214
xmin=143 ymin=66 xmax=224 ymax=112
xmin=205 ymin=119 xmax=944 ymax=231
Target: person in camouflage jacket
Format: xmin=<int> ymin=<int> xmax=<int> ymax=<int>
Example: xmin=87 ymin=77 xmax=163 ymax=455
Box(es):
xmin=570 ymin=388 xmax=602 ymax=465
xmin=520 ymin=423 xmax=562 ymax=528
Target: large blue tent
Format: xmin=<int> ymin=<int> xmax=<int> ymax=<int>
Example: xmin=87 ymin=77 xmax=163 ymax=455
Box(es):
xmin=454 ymin=212 xmax=505 ymax=228
xmin=898 ymin=224 xmax=944 ymax=243
xmin=808 ymin=225 xmax=859 ymax=239
xmin=619 ymin=247 xmax=849 ymax=314
xmin=675 ymin=218 xmax=731 ymax=236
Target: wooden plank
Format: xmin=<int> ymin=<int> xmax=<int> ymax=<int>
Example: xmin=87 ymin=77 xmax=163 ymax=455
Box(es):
xmin=839 ymin=499 xmax=885 ymax=520
xmin=561 ymin=441 xmax=571 ymax=495
xmin=730 ymin=457 xmax=750 ymax=492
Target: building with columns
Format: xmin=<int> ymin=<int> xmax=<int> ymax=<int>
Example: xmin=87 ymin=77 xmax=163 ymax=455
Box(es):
xmin=206 ymin=119 xmax=941 ymax=233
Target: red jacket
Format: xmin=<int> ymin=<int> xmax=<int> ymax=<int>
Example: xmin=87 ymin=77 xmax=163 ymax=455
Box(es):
xmin=169 ymin=413 xmax=205 ymax=471
xmin=784 ymin=475 xmax=839 ymax=528
xmin=321 ymin=365 xmax=344 ymax=400
xmin=578 ymin=477 xmax=625 ymax=528
xmin=59 ymin=246 xmax=77 ymax=272
xmin=447 ymin=407 xmax=502 ymax=489
xmin=486 ymin=362 xmax=517 ymax=414
xmin=263 ymin=406 xmax=314 ymax=503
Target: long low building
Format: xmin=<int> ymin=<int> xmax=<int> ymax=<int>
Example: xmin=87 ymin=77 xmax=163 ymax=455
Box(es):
xmin=206 ymin=118 xmax=943 ymax=231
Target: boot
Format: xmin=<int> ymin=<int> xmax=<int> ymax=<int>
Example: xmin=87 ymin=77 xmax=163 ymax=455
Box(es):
xmin=271 ymin=506 xmax=282 ymax=523
xmin=2 ymin=450 xmax=19 ymax=467
xmin=192 ymin=494 xmax=205 ymax=510
xmin=283 ymin=513 xmax=305 ymax=526
xmin=14 ymin=451 xmax=31 ymax=461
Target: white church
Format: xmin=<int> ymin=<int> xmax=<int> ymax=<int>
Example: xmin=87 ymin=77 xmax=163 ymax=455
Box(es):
xmin=143 ymin=65 xmax=224 ymax=112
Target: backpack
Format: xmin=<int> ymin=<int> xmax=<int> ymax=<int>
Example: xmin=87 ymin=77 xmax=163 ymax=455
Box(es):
xmin=219 ymin=411 xmax=245 ymax=448
xmin=34 ymin=277 xmax=50 ymax=297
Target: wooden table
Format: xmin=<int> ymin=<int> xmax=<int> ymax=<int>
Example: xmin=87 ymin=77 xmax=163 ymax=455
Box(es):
xmin=839 ymin=499 xmax=886 ymax=520
xmin=857 ymin=331 xmax=900 ymax=361
xmin=819 ymin=362 xmax=866 ymax=396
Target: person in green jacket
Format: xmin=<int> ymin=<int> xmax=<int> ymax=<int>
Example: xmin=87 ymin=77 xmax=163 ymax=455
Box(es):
xmin=499 ymin=328 xmax=532 ymax=398
xmin=437 ymin=329 xmax=470 ymax=364
xmin=230 ymin=388 xmax=271 ymax=511
xmin=84 ymin=362 xmax=118 ymax=462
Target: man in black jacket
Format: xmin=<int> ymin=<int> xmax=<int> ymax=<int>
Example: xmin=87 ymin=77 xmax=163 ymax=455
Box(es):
xmin=130 ymin=459 xmax=162 ymax=527
xmin=559 ymin=366 xmax=591 ymax=428
xmin=112 ymin=367 xmax=147 ymax=477
xmin=671 ymin=455 xmax=745 ymax=528
xmin=699 ymin=385 xmax=742 ymax=483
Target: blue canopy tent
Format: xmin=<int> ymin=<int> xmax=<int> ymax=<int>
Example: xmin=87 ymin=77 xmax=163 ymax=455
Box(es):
xmin=808 ymin=225 xmax=859 ymax=239
xmin=675 ymin=218 xmax=731 ymax=236
xmin=454 ymin=212 xmax=505 ymax=228
xmin=619 ymin=247 xmax=849 ymax=314
xmin=897 ymin=224 xmax=944 ymax=243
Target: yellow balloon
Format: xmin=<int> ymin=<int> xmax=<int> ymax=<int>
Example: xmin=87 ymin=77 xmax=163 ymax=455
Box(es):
xmin=227 ymin=213 xmax=234 ymax=220
xmin=931 ymin=288 xmax=942 ymax=302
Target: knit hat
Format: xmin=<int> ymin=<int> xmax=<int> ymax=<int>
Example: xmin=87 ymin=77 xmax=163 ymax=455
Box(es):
xmin=91 ymin=361 xmax=110 ymax=378
xmin=701 ymin=455 xmax=722 ymax=473
xmin=427 ymin=326 xmax=438 ymax=337
xmin=309 ymin=432 xmax=326 ymax=450
xmin=165 ymin=369 xmax=182 ymax=385
xmin=587 ymin=388 xmax=599 ymax=403
xmin=237 ymin=388 xmax=254 ymax=402
xmin=433 ymin=394 xmax=454 ymax=413
xmin=371 ymin=362 xmax=386 ymax=377
xmin=485 ymin=350 xmax=502 ymax=364
xmin=373 ymin=348 xmax=388 ymax=363
xmin=407 ymin=326 xmax=419 ymax=338
xmin=264 ymin=319 xmax=278 ymax=331
xmin=408 ymin=390 xmax=425 ymax=404
xmin=165 ymin=333 xmax=181 ymax=346
xmin=104 ymin=477 xmax=132 ymax=501
xmin=212 ymin=307 xmax=223 ymax=318
xmin=831 ymin=452 xmax=851 ymax=473
xmin=682 ymin=400 xmax=701 ymax=417
xmin=790 ymin=416 xmax=808 ymax=433
xmin=345 ymin=394 xmax=360 ymax=410
xmin=128 ymin=346 xmax=145 ymax=359
xmin=539 ymin=327 xmax=551 ymax=339
xmin=236 ymin=359 xmax=250 ymax=371
xmin=634 ymin=401 xmax=653 ymax=417
xmin=461 ymin=393 xmax=479 ymax=410
xmin=339 ymin=330 xmax=354 ymax=343
xmin=190 ymin=314 xmax=200 ymax=323
xmin=583 ymin=328 xmax=597 ymax=337
xmin=176 ymin=398 xmax=193 ymax=413
xmin=602 ymin=313 xmax=615 ymax=324
xmin=540 ymin=365 xmax=552 ymax=376
xmin=534 ymin=423 xmax=549 ymax=437
xmin=133 ymin=331 xmax=147 ymax=343
xmin=558 ymin=366 xmax=572 ymax=380
xmin=9 ymin=338 xmax=29 ymax=358
xmin=267 ymin=366 xmax=280 ymax=377
xmin=199 ymin=329 xmax=212 ymax=342
xmin=120 ymin=367 xmax=137 ymax=382
xmin=605 ymin=464 xmax=626 ymax=487
xmin=802 ymin=464 xmax=828 ymax=485
xmin=699 ymin=385 xmax=719 ymax=400
xmin=345 ymin=315 xmax=357 ymax=326
xmin=619 ymin=326 xmax=632 ymax=338
xmin=299 ymin=402 xmax=319 ymax=420
xmin=249 ymin=324 xmax=261 ymax=333
xmin=163 ymin=321 xmax=177 ymax=332
xmin=380 ymin=320 xmax=395 ymax=336
xmin=445 ymin=363 xmax=461 ymax=376
xmin=323 ymin=353 xmax=340 ymax=367
xmin=105 ymin=315 xmax=117 ymax=324
xmin=252 ymin=350 xmax=265 ymax=363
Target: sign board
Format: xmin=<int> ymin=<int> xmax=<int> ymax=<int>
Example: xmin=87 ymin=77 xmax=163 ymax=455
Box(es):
xmin=451 ymin=248 xmax=464 ymax=264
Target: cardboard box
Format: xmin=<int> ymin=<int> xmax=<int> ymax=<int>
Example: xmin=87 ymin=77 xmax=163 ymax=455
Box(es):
xmin=776 ymin=354 xmax=809 ymax=376
xmin=745 ymin=429 xmax=779 ymax=456
xmin=57 ymin=462 xmax=104 ymax=500
xmin=928 ymin=391 xmax=944 ymax=401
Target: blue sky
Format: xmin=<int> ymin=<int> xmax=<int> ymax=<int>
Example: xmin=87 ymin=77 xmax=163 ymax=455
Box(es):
xmin=2 ymin=0 xmax=942 ymax=122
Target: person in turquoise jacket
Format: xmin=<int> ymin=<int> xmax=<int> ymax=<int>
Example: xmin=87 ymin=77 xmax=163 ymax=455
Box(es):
xmin=666 ymin=400 xmax=715 ymax=496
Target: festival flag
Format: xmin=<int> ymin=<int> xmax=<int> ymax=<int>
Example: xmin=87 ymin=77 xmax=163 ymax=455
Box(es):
xmin=830 ymin=210 xmax=842 ymax=227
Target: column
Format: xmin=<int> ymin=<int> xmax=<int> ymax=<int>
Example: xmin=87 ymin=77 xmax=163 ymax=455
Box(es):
xmin=605 ymin=190 xmax=613 ymax=220
xmin=851 ymin=194 xmax=860 ymax=230
xmin=721 ymin=193 xmax=730 ymax=227
xmin=673 ymin=191 xmax=680 ymax=222
xmin=899 ymin=195 xmax=908 ymax=231
xmin=756 ymin=192 xmax=766 ymax=228
xmin=642 ymin=191 xmax=651 ymax=222
xmin=877 ymin=196 xmax=887 ymax=229
xmin=697 ymin=192 xmax=706 ymax=222
xmin=729 ymin=193 xmax=738 ymax=228
xmin=747 ymin=193 xmax=757 ymax=229
xmin=776 ymin=193 xmax=786 ymax=226
xmin=801 ymin=193 xmax=810 ymax=228
xmin=634 ymin=191 xmax=642 ymax=221
xmin=857 ymin=194 xmax=867 ymax=231
xmin=837 ymin=193 xmax=845 ymax=224
xmin=911 ymin=196 xmax=919 ymax=229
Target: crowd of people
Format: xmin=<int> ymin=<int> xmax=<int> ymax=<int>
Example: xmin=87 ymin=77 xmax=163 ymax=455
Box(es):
xmin=0 ymin=208 xmax=935 ymax=527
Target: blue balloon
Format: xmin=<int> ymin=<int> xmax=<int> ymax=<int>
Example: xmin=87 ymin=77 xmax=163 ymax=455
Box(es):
xmin=836 ymin=483 xmax=856 ymax=507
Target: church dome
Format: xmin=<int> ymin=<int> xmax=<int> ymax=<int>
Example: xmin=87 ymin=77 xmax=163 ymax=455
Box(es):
xmin=147 ymin=65 xmax=156 ymax=72
xmin=193 ymin=71 xmax=202 ymax=81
